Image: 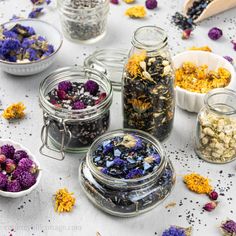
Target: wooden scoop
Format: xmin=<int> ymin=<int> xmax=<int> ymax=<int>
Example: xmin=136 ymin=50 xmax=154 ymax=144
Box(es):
xmin=183 ymin=0 xmax=236 ymax=22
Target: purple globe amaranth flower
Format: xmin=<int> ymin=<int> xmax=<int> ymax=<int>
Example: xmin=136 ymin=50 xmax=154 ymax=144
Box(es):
xmin=57 ymin=90 xmax=67 ymax=100
xmin=221 ymin=219 xmax=236 ymax=235
xmin=145 ymin=0 xmax=158 ymax=9
xmin=72 ymin=101 xmax=86 ymax=110
xmin=0 ymin=144 xmax=15 ymax=159
xmin=0 ymin=172 xmax=7 ymax=189
xmin=0 ymin=154 xmax=6 ymax=164
xmin=12 ymin=167 xmax=24 ymax=180
xmin=18 ymin=158 xmax=34 ymax=171
xmin=223 ymin=56 xmax=234 ymax=64
xmin=58 ymin=81 xmax=72 ymax=92
xmin=208 ymin=27 xmax=223 ymax=40
xmin=84 ymin=80 xmax=99 ymax=96
xmin=18 ymin=171 xmax=36 ymax=189
xmin=13 ymin=150 xmax=29 ymax=163
xmin=162 ymin=226 xmax=186 ymax=236
xmin=125 ymin=168 xmax=143 ymax=179
xmin=5 ymin=159 xmax=16 ymax=174
xmin=6 ymin=179 xmax=22 ymax=192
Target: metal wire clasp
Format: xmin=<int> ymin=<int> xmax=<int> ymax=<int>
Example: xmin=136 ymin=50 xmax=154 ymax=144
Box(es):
xmin=40 ymin=112 xmax=71 ymax=161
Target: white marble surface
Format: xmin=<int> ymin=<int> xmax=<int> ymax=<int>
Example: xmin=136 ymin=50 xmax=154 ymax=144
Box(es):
xmin=0 ymin=0 xmax=236 ymax=236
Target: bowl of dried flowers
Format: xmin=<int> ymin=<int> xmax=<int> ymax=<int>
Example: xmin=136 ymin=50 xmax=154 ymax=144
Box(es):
xmin=173 ymin=51 xmax=235 ymax=113
xmin=0 ymin=139 xmax=41 ymax=198
xmin=0 ymin=19 xmax=63 ymax=76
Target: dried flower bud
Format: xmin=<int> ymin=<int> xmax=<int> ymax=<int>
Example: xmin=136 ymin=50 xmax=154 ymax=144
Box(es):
xmin=145 ymin=0 xmax=158 ymax=10
xmin=110 ymin=0 xmax=119 ymax=4
xmin=0 ymin=154 xmax=6 ymax=164
xmin=208 ymin=190 xmax=218 ymax=201
xmin=182 ymin=29 xmax=192 ymax=40
xmin=203 ymin=201 xmax=218 ymax=212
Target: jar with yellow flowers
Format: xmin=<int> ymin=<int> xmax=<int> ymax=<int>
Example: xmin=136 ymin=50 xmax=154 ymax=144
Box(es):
xmin=122 ymin=26 xmax=175 ymax=141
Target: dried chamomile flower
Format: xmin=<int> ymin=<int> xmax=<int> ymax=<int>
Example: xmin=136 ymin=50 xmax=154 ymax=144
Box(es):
xmin=125 ymin=6 xmax=146 ymax=18
xmin=2 ymin=102 xmax=26 ymax=120
xmin=54 ymin=188 xmax=76 ymax=213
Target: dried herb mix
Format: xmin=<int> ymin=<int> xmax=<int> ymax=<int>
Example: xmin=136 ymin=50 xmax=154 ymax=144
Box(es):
xmin=123 ymin=51 xmax=175 ymax=141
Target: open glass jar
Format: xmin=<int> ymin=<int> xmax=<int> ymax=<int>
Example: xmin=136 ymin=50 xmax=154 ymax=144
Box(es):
xmin=57 ymin=0 xmax=109 ymax=43
xmin=122 ymin=26 xmax=175 ymax=142
xmin=195 ymin=88 xmax=236 ymax=164
xmin=39 ymin=66 xmax=112 ymax=160
xmin=79 ymin=129 xmax=176 ymax=217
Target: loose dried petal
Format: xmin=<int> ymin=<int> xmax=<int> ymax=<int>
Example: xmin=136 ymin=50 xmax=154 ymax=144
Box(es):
xmin=231 ymin=40 xmax=236 ymax=51
xmin=28 ymin=7 xmax=44 ymax=18
xmin=224 ymin=56 xmax=234 ymax=64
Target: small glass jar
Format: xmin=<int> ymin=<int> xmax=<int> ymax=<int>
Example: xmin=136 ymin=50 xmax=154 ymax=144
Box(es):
xmin=39 ymin=66 xmax=112 ymax=160
xmin=122 ymin=26 xmax=175 ymax=142
xmin=79 ymin=129 xmax=176 ymax=217
xmin=57 ymin=0 xmax=109 ymax=43
xmin=84 ymin=48 xmax=127 ymax=92
xmin=195 ymin=88 xmax=236 ymax=164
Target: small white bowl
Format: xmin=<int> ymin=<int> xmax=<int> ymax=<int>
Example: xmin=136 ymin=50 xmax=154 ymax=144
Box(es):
xmin=0 ymin=19 xmax=63 ymax=76
xmin=0 ymin=139 xmax=42 ymax=198
xmin=173 ymin=51 xmax=236 ymax=113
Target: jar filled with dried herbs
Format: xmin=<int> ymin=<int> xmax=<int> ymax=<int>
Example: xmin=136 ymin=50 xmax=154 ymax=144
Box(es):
xmin=195 ymin=88 xmax=236 ymax=164
xmin=57 ymin=0 xmax=109 ymax=43
xmin=122 ymin=26 xmax=175 ymax=141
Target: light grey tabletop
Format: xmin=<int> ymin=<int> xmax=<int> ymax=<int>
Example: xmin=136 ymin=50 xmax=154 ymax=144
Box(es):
xmin=0 ymin=0 xmax=235 ymax=236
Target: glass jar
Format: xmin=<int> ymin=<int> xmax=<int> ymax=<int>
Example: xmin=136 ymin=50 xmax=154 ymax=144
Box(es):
xmin=79 ymin=129 xmax=176 ymax=217
xmin=39 ymin=66 xmax=112 ymax=160
xmin=122 ymin=26 xmax=175 ymax=142
xmin=84 ymin=48 xmax=127 ymax=92
xmin=195 ymin=88 xmax=236 ymax=164
xmin=57 ymin=0 xmax=109 ymax=43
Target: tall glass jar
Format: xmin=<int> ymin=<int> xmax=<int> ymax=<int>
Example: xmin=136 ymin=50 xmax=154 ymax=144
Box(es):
xmin=195 ymin=88 xmax=236 ymax=164
xmin=79 ymin=129 xmax=176 ymax=217
xmin=122 ymin=26 xmax=175 ymax=142
xmin=57 ymin=0 xmax=109 ymax=43
xmin=39 ymin=66 xmax=112 ymax=160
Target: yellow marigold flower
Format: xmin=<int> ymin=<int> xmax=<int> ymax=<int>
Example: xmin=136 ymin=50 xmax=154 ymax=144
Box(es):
xmin=123 ymin=0 xmax=135 ymax=3
xmin=183 ymin=173 xmax=213 ymax=194
xmin=2 ymin=102 xmax=26 ymax=120
xmin=129 ymin=98 xmax=151 ymax=113
xmin=189 ymin=46 xmax=212 ymax=52
xmin=54 ymin=188 xmax=76 ymax=213
xmin=125 ymin=6 xmax=146 ymax=18
xmin=126 ymin=51 xmax=146 ymax=77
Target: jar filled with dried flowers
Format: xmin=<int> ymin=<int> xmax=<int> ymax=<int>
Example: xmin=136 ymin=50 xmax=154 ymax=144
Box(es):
xmin=122 ymin=26 xmax=175 ymax=141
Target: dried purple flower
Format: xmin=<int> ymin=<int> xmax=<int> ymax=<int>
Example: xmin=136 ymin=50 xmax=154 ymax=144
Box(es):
xmin=0 ymin=154 xmax=6 ymax=164
xmin=25 ymin=48 xmax=40 ymax=61
xmin=145 ymin=0 xmax=158 ymax=10
xmin=3 ymin=29 xmax=18 ymax=39
xmin=28 ymin=7 xmax=44 ymax=18
xmin=203 ymin=201 xmax=218 ymax=212
xmin=125 ymin=168 xmax=143 ymax=179
xmin=72 ymin=101 xmax=86 ymax=110
xmin=208 ymin=27 xmax=223 ymax=40
xmin=0 ymin=173 xmax=7 ymax=189
xmin=0 ymin=145 xmax=15 ymax=159
xmin=2 ymin=38 xmax=21 ymax=53
xmin=18 ymin=158 xmax=34 ymax=171
xmin=5 ymin=159 xmax=16 ymax=174
xmin=223 ymin=56 xmax=234 ymax=64
xmin=221 ymin=219 xmax=236 ymax=235
xmin=231 ymin=40 xmax=236 ymax=51
xmin=110 ymin=0 xmax=119 ymax=4
xmin=208 ymin=190 xmax=218 ymax=201
xmin=57 ymin=90 xmax=67 ymax=100
xmin=95 ymin=92 xmax=107 ymax=105
xmin=58 ymin=81 xmax=72 ymax=92
xmin=84 ymin=80 xmax=99 ymax=95
xmin=12 ymin=167 xmax=24 ymax=180
xmin=6 ymin=179 xmax=22 ymax=192
xmin=13 ymin=150 xmax=29 ymax=163
xmin=162 ymin=226 xmax=186 ymax=236
xmin=18 ymin=171 xmax=36 ymax=189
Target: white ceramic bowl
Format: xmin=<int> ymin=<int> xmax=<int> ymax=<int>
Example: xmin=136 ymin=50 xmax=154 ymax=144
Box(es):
xmin=0 ymin=139 xmax=42 ymax=198
xmin=173 ymin=51 xmax=236 ymax=113
xmin=0 ymin=19 xmax=63 ymax=76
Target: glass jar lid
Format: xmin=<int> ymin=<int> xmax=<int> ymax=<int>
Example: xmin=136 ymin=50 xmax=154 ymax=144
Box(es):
xmin=84 ymin=48 xmax=127 ymax=91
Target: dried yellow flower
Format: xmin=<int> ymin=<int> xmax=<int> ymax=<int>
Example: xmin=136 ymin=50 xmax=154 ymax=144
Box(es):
xmin=54 ymin=188 xmax=76 ymax=213
xmin=125 ymin=6 xmax=146 ymax=18
xmin=123 ymin=0 xmax=135 ymax=3
xmin=175 ymin=62 xmax=231 ymax=93
xmin=183 ymin=173 xmax=212 ymax=194
xmin=129 ymin=98 xmax=151 ymax=113
xmin=189 ymin=46 xmax=212 ymax=52
xmin=2 ymin=102 xmax=26 ymax=120
xmin=126 ymin=51 xmax=146 ymax=78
